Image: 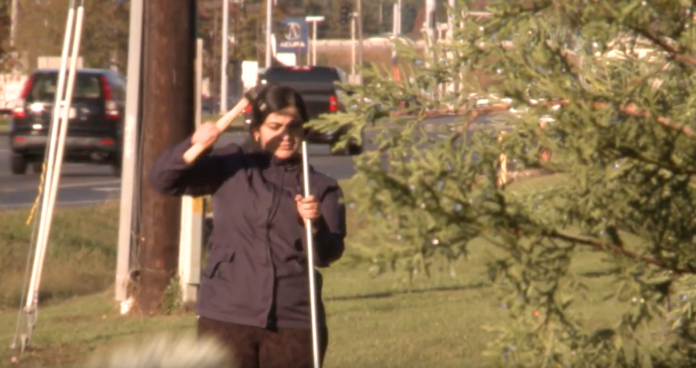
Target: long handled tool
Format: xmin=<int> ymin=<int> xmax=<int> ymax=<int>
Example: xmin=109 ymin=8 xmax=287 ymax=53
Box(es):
xmin=182 ymin=98 xmax=249 ymax=163
xmin=301 ymin=141 xmax=322 ymax=368
xmin=182 ymin=85 xmax=264 ymax=163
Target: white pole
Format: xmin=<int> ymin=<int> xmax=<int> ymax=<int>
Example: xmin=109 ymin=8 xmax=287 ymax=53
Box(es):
xmin=115 ymin=0 xmax=145 ymax=303
xmin=350 ymin=15 xmax=356 ymax=78
xmin=221 ymin=0 xmax=229 ymax=113
xmin=25 ymin=3 xmax=76 ymax=311
xmin=392 ymin=3 xmax=398 ymax=37
xmin=29 ymin=4 xmax=85 ymax=304
xmin=301 ymin=141 xmax=321 ymax=368
xmin=265 ymin=0 xmax=273 ymax=68
xmin=305 ymin=17 xmax=324 ymax=66
xmin=397 ymin=0 xmax=402 ymax=35
xmin=424 ymin=0 xmax=435 ymax=43
xmin=178 ymin=38 xmax=205 ymax=304
xmin=391 ymin=2 xmax=398 ymax=63
xmin=312 ymin=22 xmax=317 ymax=66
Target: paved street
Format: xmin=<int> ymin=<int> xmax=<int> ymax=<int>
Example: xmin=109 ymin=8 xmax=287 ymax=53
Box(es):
xmin=0 ymin=113 xmax=506 ymax=211
xmin=0 ymin=134 xmax=356 ymax=211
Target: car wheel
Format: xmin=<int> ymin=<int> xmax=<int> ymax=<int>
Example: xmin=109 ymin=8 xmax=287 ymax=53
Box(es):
xmin=11 ymin=154 xmax=28 ymax=175
xmin=32 ymin=161 xmax=44 ymax=174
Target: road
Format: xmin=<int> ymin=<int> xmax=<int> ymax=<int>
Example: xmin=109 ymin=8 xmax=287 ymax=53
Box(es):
xmin=0 ymin=134 xmax=357 ymax=211
xmin=0 ymin=113 xmax=507 ymax=211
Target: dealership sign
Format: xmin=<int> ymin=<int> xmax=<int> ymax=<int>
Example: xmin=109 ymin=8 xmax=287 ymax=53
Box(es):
xmin=276 ymin=17 xmax=309 ymax=54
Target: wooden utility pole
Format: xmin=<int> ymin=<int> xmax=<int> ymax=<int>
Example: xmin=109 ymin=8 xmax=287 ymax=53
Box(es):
xmin=138 ymin=0 xmax=196 ymax=315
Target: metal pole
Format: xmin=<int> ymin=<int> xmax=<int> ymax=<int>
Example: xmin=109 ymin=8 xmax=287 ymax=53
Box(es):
xmin=391 ymin=1 xmax=398 ymax=65
xmin=196 ymin=40 xmax=203 ymax=129
xmin=265 ymin=0 xmax=272 ymax=68
xmin=397 ymin=0 xmax=402 ymax=35
xmin=392 ymin=2 xmax=398 ymax=37
xmin=138 ymin=0 xmax=196 ymax=315
xmin=221 ymin=0 xmax=229 ymax=113
xmin=424 ymin=0 xmax=436 ymax=44
xmin=447 ymin=0 xmax=458 ymax=96
xmin=350 ymin=15 xmax=356 ymax=78
xmin=19 ymin=2 xmax=78 ymax=351
xmin=312 ymin=22 xmax=317 ymax=66
xmin=356 ymin=0 xmax=363 ymax=84
xmin=26 ymin=2 xmax=76 ymax=311
xmin=301 ymin=141 xmax=321 ymax=368
xmin=178 ymin=38 xmax=204 ymax=304
xmin=424 ymin=0 xmax=436 ymax=98
xmin=36 ymin=5 xmax=85 ymax=296
xmin=115 ymin=0 xmax=145 ymax=304
xmin=378 ymin=1 xmax=382 ymax=26
xmin=10 ymin=0 xmax=18 ymax=48
xmin=24 ymin=8 xmax=84 ymax=350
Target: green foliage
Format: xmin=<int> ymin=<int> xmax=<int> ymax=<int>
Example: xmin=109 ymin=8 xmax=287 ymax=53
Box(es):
xmin=15 ymin=0 xmax=129 ymax=71
xmin=310 ymin=0 xmax=696 ymax=366
xmin=0 ymin=0 xmax=20 ymax=72
xmin=162 ymin=275 xmax=183 ymax=315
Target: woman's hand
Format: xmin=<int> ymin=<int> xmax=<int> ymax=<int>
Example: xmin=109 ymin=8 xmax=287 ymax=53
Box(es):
xmin=191 ymin=121 xmax=221 ymax=147
xmin=295 ymin=195 xmax=321 ymax=223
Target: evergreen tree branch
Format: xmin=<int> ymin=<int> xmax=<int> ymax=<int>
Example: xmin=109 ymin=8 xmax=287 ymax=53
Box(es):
xmin=544 ymin=230 xmax=695 ymax=275
xmin=624 ymin=25 xmax=696 ymax=68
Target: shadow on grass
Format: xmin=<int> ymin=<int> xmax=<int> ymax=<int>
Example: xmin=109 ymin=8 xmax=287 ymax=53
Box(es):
xmin=326 ymin=281 xmax=488 ymax=302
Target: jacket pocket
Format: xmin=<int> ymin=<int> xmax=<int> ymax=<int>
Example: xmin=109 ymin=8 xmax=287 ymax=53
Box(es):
xmin=202 ymin=250 xmax=235 ymax=278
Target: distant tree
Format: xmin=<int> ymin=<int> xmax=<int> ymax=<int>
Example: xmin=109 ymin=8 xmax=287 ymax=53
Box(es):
xmin=15 ymin=0 xmax=128 ymax=72
xmin=0 ymin=1 xmax=21 ymax=72
xmin=0 ymin=1 xmax=11 ymax=72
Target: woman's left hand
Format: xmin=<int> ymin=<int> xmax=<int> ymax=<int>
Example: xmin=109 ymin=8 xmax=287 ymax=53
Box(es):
xmin=295 ymin=195 xmax=321 ymax=223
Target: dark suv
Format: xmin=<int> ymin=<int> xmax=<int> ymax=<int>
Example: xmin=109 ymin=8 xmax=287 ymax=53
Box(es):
xmin=243 ymin=66 xmax=362 ymax=155
xmin=8 ymin=68 xmax=126 ymax=176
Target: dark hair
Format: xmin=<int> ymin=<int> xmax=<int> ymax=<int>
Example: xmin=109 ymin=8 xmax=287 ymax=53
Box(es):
xmin=250 ymin=84 xmax=309 ymax=132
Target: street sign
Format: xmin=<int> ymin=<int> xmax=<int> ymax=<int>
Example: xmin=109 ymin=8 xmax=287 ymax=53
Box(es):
xmin=305 ymin=15 xmax=325 ymax=22
xmin=276 ymin=17 xmax=309 ymax=54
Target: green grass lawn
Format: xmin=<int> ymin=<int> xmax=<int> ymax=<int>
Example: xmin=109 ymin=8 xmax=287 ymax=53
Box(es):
xmin=0 ymin=176 xmax=634 ymax=368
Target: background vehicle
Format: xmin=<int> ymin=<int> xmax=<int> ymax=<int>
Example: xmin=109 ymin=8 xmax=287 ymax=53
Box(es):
xmin=8 ymin=68 xmax=126 ymax=176
xmin=243 ymin=66 xmax=362 ymax=155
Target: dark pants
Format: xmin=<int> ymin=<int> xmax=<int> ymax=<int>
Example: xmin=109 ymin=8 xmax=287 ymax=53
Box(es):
xmin=197 ymin=316 xmax=329 ymax=368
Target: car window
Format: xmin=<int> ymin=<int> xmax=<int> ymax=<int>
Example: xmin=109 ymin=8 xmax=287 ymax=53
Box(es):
xmin=28 ymin=73 xmax=103 ymax=102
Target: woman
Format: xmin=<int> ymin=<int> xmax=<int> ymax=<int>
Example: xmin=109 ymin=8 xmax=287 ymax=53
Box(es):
xmin=149 ymin=85 xmax=346 ymax=368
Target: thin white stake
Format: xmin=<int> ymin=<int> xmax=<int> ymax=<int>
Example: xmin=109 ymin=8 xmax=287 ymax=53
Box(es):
xmin=301 ymin=141 xmax=321 ymax=368
xmin=27 ymin=4 xmax=85 ymax=311
xmin=25 ymin=3 xmax=76 ymax=311
xmin=34 ymin=4 xmax=85 ymax=299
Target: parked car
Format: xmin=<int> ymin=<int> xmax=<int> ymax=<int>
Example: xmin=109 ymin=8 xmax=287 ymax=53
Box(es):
xmin=8 ymin=68 xmax=126 ymax=176
xmin=244 ymin=65 xmax=362 ymax=155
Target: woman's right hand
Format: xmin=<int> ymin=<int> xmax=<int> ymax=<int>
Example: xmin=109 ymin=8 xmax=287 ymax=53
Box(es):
xmin=191 ymin=121 xmax=221 ymax=147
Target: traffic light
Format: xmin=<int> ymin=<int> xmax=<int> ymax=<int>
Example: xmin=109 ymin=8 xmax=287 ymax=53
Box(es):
xmin=339 ymin=3 xmax=352 ymax=26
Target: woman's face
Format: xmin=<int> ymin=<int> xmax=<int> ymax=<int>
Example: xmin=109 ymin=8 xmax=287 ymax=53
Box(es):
xmin=254 ymin=112 xmax=304 ymax=160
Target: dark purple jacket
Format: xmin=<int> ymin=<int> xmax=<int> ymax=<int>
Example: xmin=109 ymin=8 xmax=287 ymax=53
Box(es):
xmin=149 ymin=137 xmax=346 ymax=329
